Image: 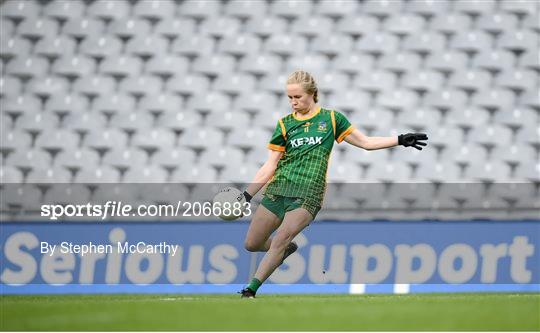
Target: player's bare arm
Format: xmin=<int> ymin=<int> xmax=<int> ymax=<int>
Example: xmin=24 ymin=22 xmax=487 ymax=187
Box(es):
xmin=344 ymin=129 xmax=429 ymax=151
xmin=245 ymin=149 xmax=283 ymax=198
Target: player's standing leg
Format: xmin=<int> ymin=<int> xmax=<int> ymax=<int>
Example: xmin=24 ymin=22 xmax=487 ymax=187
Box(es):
xmin=241 ymin=208 xmax=312 ymax=297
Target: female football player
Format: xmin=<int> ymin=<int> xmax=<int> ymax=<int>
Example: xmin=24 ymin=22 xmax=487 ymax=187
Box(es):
xmin=239 ymin=70 xmax=428 ymax=298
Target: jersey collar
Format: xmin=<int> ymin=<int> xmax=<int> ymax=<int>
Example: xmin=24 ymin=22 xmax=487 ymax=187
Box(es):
xmin=292 ymin=106 xmax=321 ymax=121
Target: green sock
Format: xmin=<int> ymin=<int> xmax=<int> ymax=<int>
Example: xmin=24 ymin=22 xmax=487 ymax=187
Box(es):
xmin=247 ymin=278 xmax=262 ymax=292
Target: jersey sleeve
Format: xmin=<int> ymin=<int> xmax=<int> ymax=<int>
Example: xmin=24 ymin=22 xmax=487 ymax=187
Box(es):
xmin=334 ymin=111 xmax=354 ymax=143
xmin=268 ymin=120 xmax=286 ymax=152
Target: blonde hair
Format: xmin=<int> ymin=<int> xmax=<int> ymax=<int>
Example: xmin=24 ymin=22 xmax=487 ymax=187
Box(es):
xmin=286 ymin=70 xmax=319 ymax=103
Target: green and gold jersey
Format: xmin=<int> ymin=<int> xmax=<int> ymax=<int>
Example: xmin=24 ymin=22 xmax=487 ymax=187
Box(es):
xmin=265 ymin=107 xmax=354 ymax=206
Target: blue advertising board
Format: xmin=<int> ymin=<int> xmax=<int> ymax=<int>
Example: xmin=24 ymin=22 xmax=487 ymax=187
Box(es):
xmin=1 ymin=221 xmax=539 ymax=294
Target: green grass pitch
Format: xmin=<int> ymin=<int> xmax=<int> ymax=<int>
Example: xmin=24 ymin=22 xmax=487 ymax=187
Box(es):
xmin=1 ymin=293 xmax=539 ymax=331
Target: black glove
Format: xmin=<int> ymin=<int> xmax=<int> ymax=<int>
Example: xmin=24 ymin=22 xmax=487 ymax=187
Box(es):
xmin=398 ymin=133 xmax=428 ymax=150
xmin=243 ymin=191 xmax=252 ymax=203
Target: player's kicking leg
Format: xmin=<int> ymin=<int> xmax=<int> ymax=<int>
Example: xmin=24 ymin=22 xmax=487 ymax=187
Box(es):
xmin=241 ymin=208 xmax=312 ymax=298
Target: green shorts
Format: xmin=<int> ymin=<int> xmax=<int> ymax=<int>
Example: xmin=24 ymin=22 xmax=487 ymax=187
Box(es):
xmin=261 ymin=193 xmax=321 ymax=220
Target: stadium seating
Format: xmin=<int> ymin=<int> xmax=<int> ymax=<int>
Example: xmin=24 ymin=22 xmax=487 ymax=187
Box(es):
xmin=0 ymin=0 xmax=538 ymax=219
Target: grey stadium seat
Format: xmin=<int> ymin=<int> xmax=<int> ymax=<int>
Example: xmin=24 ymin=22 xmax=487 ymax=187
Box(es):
xmin=396 ymin=108 xmax=441 ymax=132
xmin=219 ymin=34 xmax=261 ymax=57
xmin=157 ymin=110 xmax=204 ymax=134
xmin=385 ymin=14 xmax=425 ymax=37
xmin=213 ymin=73 xmax=256 ymax=97
xmin=166 ymin=74 xmax=210 ymax=97
xmin=63 ymin=111 xmax=107 ymax=137
xmin=43 ymin=0 xmax=85 ymax=22
xmin=0 ymin=166 xmax=24 ymax=183
xmin=426 ymin=51 xmax=468 ymax=75
xmin=27 ymin=76 xmax=69 ymax=100
xmin=228 ymin=127 xmax=269 ymax=151
xmin=312 ymin=34 xmax=354 ymax=57
xmin=45 ymin=93 xmax=89 ymax=118
xmin=403 ymin=32 xmax=445 ymax=56
xmin=379 ymin=52 xmax=422 ymax=75
xmin=327 ymin=89 xmax=371 ymax=115
xmin=187 ymin=91 xmax=232 ymax=115
xmin=54 ymin=148 xmax=100 ymax=173
xmin=17 ymin=113 xmax=58 ymax=136
xmin=365 ymin=163 xmax=410 ymax=183
xmin=172 ymin=35 xmax=214 ymax=58
xmin=466 ymin=162 xmax=512 ymax=183
xmin=180 ymin=127 xmax=225 ymax=150
xmin=426 ymin=127 xmax=463 ymax=151
xmin=2 ymin=94 xmax=41 ymax=118
xmin=110 ymin=112 xmax=153 ymax=136
xmin=133 ymin=0 xmax=176 ymax=21
xmin=225 ymin=0 xmax=268 ymax=20
xmin=327 ymin=162 xmax=362 ymax=183
xmin=521 ymin=90 xmax=540 ymax=111
xmin=523 ymin=12 xmax=540 ymax=32
xmin=146 ymin=55 xmax=189 ymax=79
xmin=417 ymin=162 xmax=462 ymax=184
xmin=0 ymin=76 xmax=22 ymax=98
xmin=234 ymin=91 xmax=277 ymax=115
xmin=221 ymin=164 xmax=262 ymax=183
xmin=206 ymin=111 xmax=251 ymax=132
xmin=469 ymin=125 xmax=513 ymax=150
xmin=402 ymin=70 xmax=444 ymax=94
xmin=356 ymin=32 xmax=399 ymax=56
xmin=448 ymin=70 xmax=491 ymax=93
xmin=454 ymin=0 xmax=496 ymax=16
xmin=80 ymin=35 xmax=123 ymax=60
xmin=270 ymin=0 xmax=312 ymax=20
xmin=35 ymin=129 xmax=79 ymax=155
xmin=84 ymin=129 xmax=128 ymax=155
xmin=100 ymin=56 xmax=142 ymax=79
xmin=87 ymin=0 xmax=130 ymax=21
xmin=446 ymin=107 xmax=490 ymax=131
xmin=496 ymin=69 xmax=536 ymax=93
xmin=200 ymin=147 xmax=245 ymax=169
xmin=35 ymin=36 xmax=77 ymax=61
xmin=239 ymin=54 xmax=282 ymax=76
xmin=52 ymin=55 xmax=96 ymax=80
xmin=1 ymin=0 xmax=40 ymax=21
xmin=62 ymin=18 xmax=105 ymax=41
xmin=151 ymin=148 xmax=196 ymax=173
xmin=315 ymin=0 xmax=359 ymax=18
xmin=179 ymin=0 xmax=220 ymax=20
xmin=317 ymin=72 xmax=349 ymax=95
xmin=265 ymin=34 xmax=308 ymax=57
xmin=292 ymin=16 xmax=333 ymax=38
xmin=355 ymin=70 xmax=396 ymax=94
xmin=407 ymin=0 xmax=450 ymax=19
xmin=520 ymin=51 xmax=540 ymax=72
xmin=1 ymin=130 xmax=32 ymax=158
xmin=119 ymin=75 xmax=163 ymax=98
xmin=74 ymin=166 xmax=121 ymax=183
xmin=363 ymin=0 xmax=403 ymax=19
xmin=498 ymin=30 xmax=537 ymax=53
xmin=17 ymin=17 xmax=59 ymax=41
xmin=200 ymin=17 xmax=241 ymax=39
xmin=7 ymin=149 xmax=52 ymax=173
xmin=131 ymin=129 xmax=177 ymax=155
xmin=0 ymin=19 xmax=14 ymax=39
xmin=154 ymin=17 xmax=196 ymax=40
xmin=139 ymin=93 xmax=183 ymax=117
xmin=425 ymin=89 xmax=468 ymax=112
xmin=500 ymin=0 xmax=538 ymax=16
xmin=109 ymin=18 xmax=151 ymax=40
xmin=332 ymin=53 xmax=375 ymax=76
xmin=6 ymin=56 xmax=49 ymax=80
xmin=376 ymin=89 xmax=419 ymax=113
xmin=244 ymin=16 xmax=287 ymax=38
xmin=43 ymin=185 xmax=92 ymax=206
xmin=73 ymin=75 xmax=116 ymax=99
xmin=171 ymin=165 xmax=217 ymax=183
xmin=493 ymin=144 xmax=536 ymax=170
xmin=493 ymin=108 xmax=537 ymax=131
xmin=125 ymin=35 xmax=169 ymax=59
xmin=472 ymin=89 xmax=515 ymax=112
xmin=430 ymin=13 xmax=471 ymax=36
xmin=473 ymin=50 xmax=515 ymax=74
xmin=92 ymin=93 xmax=136 ymax=118
xmin=1 ymin=37 xmax=32 ymax=61
xmin=336 ymin=15 xmax=378 ymax=38
xmin=476 ymin=13 xmax=518 ymax=35
xmin=451 ymin=31 xmax=492 ymax=54
xmin=103 ymin=148 xmax=148 ymax=172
